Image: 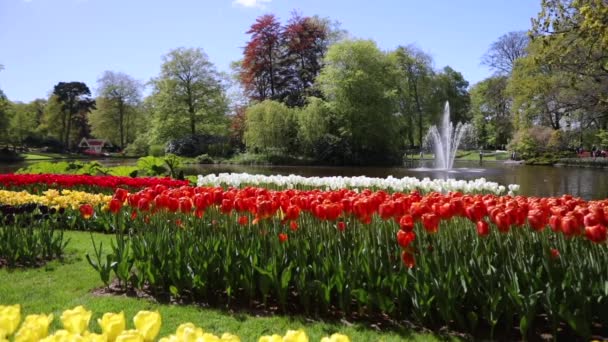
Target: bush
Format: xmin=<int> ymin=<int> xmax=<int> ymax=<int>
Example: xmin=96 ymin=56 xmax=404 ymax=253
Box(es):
xmin=194 ymin=154 xmax=215 ymax=164
xmin=164 ymin=134 xmax=230 ymax=158
xmin=123 ymin=136 xmax=150 ymax=156
xmin=0 ymin=148 xmax=24 ymax=162
xmin=149 ymin=145 xmax=165 ymax=157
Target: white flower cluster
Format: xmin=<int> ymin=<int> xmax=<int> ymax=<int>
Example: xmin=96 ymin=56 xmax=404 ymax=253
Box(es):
xmin=197 ymin=173 xmax=518 ymax=195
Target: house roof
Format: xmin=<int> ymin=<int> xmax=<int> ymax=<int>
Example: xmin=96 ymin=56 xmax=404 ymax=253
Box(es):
xmin=79 ymin=138 xmax=112 ymax=147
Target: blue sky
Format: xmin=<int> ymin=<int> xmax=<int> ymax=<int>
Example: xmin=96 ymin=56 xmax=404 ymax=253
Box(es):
xmin=0 ymin=0 xmax=540 ymax=102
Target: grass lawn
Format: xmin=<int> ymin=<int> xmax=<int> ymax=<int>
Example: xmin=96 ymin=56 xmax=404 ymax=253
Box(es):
xmin=0 ymin=231 xmax=447 ymax=341
xmin=22 ymin=152 xmax=69 ymax=160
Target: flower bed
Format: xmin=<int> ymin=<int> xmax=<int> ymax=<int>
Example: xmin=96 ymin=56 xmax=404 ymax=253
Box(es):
xmin=0 ymin=174 xmax=189 ymax=192
xmin=83 ymin=185 xmax=608 ymax=339
xmin=197 ymin=173 xmax=517 ymax=194
xmin=0 ymin=305 xmax=348 ymax=341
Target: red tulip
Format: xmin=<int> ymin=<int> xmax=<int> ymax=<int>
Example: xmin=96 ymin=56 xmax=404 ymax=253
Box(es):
xmin=238 ymin=216 xmax=249 ymax=226
xmin=108 ymin=198 xmax=122 ymax=214
xmin=476 ymin=220 xmax=489 ymax=237
xmin=561 ymin=215 xmax=579 ymax=236
xmin=494 ymin=212 xmax=511 ymax=233
xmin=550 ymin=248 xmax=560 ymax=259
xmin=278 ymin=233 xmax=288 ymax=243
xmin=583 ymin=213 xmax=599 ymax=227
xmin=398 ymin=214 xmax=414 ymax=232
xmin=549 ymin=215 xmax=562 ymax=232
xmin=396 ymin=230 xmax=416 ymax=248
xmin=289 ymin=220 xmax=298 ymax=232
xmin=401 ymin=251 xmax=415 ymax=269
xmin=585 ymin=224 xmax=607 ymax=243
xmin=79 ymin=204 xmax=94 ymax=219
xmin=114 ymin=188 xmax=129 ymax=202
xmin=527 ymin=209 xmax=547 ymax=231
xmin=336 ymin=221 xmax=346 ymax=231
xmin=137 ymin=198 xmax=150 ymax=211
xmin=421 ymin=213 xmax=440 ymax=233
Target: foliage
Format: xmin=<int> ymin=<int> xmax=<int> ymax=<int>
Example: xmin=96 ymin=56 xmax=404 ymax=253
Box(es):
xmin=0 ymin=89 xmax=10 ymax=143
xmin=240 ymin=13 xmax=337 ymax=107
xmin=89 ymin=71 xmax=143 ymax=148
xmin=296 ymin=97 xmax=332 ymax=156
xmin=390 ymin=46 xmax=436 ymax=148
xmin=89 ymin=185 xmax=608 ymax=339
xmin=244 ymin=100 xmax=298 ymax=154
xmin=317 ymin=40 xmax=401 ymax=164
xmin=0 ymin=232 xmax=431 ymax=342
xmin=51 ymin=82 xmax=96 ymax=150
xmin=596 ymin=130 xmax=608 ymax=149
xmin=0 ymin=210 xmax=66 ymax=267
xmin=148 ymin=48 xmax=229 ymax=142
xmin=148 ymin=144 xmax=165 ymax=157
xmin=508 ymin=126 xmax=566 ymax=159
xmin=470 ymin=76 xmax=513 ymax=149
xmin=123 ymin=135 xmax=150 ymax=156
xmin=164 ymin=134 xmax=230 ymax=158
xmin=433 ymin=66 xmax=471 ymax=125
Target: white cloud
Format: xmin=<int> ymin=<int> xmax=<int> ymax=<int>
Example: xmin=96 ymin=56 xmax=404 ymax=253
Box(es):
xmin=232 ymin=0 xmax=271 ymax=9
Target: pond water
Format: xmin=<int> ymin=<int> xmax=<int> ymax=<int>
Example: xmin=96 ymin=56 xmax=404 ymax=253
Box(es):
xmin=1 ymin=159 xmax=607 ymax=200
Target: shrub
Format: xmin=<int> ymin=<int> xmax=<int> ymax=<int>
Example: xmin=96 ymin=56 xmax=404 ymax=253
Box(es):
xmin=149 ymin=145 xmax=165 ymax=157
xmin=164 ymin=134 xmax=230 ymax=158
xmin=194 ymin=154 xmax=215 ymax=164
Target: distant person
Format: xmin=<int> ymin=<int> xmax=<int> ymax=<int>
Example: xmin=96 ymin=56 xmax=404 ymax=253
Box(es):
xmin=479 ymin=150 xmax=483 ymax=164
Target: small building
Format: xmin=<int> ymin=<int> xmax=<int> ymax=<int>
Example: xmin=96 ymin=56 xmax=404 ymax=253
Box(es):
xmin=78 ymin=138 xmax=112 ymax=154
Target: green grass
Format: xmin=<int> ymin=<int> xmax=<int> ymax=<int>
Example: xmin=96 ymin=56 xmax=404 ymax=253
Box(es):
xmin=22 ymin=152 xmax=67 ymax=160
xmin=0 ymin=231 xmax=446 ymax=341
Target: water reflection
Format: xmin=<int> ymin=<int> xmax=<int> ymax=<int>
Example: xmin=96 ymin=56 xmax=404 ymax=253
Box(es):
xmin=1 ymin=159 xmax=606 ymax=200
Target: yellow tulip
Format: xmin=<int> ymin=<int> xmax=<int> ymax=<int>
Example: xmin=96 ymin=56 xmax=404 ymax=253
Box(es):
xmin=115 ymin=330 xmax=144 ymax=342
xmin=61 ymin=306 xmax=92 ymax=334
xmin=15 ymin=313 xmax=54 ymax=342
xmin=0 ymin=304 xmax=21 ymax=337
xmin=199 ymin=333 xmax=220 ymax=342
xmin=175 ymin=323 xmax=204 ymax=341
xmin=220 ymin=332 xmax=241 ymax=342
xmin=282 ymin=330 xmax=308 ymax=342
xmin=132 ymin=311 xmax=161 ymax=342
xmin=320 ymin=333 xmax=351 ymax=342
xmin=258 ymin=335 xmax=283 ymax=342
xmin=97 ymin=312 xmax=125 ymax=342
xmin=158 ymin=337 xmax=179 ymax=342
xmin=40 ymin=329 xmax=86 ymax=342
xmin=83 ymin=331 xmax=108 ymax=342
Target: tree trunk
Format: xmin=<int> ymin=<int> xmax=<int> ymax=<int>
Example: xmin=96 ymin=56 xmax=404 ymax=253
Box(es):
xmin=187 ymin=86 xmax=196 ymax=136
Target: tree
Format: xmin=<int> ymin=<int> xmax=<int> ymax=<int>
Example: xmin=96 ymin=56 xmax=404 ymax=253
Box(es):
xmin=7 ymin=101 xmax=42 ymax=146
xmin=281 ymin=12 xmax=330 ymax=106
xmin=91 ymin=71 xmax=142 ymax=148
xmin=470 ymin=76 xmax=513 ymax=149
xmin=52 ymin=82 xmax=96 ymax=149
xmin=317 ymin=39 xmax=400 ymax=164
xmin=149 ymin=48 xmax=229 ymax=142
xmin=433 ymin=66 xmax=471 ymax=125
xmin=241 ymin=14 xmax=283 ymax=102
xmin=390 ymin=46 xmax=436 ymax=148
xmin=530 ymin=0 xmax=608 ymax=126
xmin=244 ymin=100 xmax=297 ymax=153
xmin=481 ymin=31 xmax=529 ymax=74
xmin=0 ymin=90 xmax=11 ymax=144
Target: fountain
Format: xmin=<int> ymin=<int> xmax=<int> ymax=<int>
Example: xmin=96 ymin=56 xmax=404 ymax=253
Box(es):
xmin=424 ymin=102 xmax=471 ymax=170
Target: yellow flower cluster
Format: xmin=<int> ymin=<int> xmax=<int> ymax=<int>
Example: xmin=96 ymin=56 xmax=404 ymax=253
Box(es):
xmin=0 ymin=189 xmax=111 ymax=209
xmin=0 ymin=305 xmax=351 ymax=342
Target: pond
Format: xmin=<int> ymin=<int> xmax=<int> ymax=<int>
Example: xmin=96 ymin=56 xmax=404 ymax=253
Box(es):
xmin=1 ymin=159 xmax=607 ymax=200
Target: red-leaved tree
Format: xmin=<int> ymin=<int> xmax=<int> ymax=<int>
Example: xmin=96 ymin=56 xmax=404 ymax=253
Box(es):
xmin=241 ymin=14 xmax=283 ymax=102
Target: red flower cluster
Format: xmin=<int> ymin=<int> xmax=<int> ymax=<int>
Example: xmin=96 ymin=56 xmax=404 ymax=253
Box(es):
xmin=0 ymin=174 xmax=189 ymax=190
xmin=108 ymin=186 xmax=608 ymax=268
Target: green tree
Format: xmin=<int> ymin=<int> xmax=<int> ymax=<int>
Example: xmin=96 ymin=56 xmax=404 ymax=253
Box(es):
xmin=90 ymin=71 xmax=142 ymax=148
xmin=390 ymin=46 xmax=435 ymax=148
xmin=7 ymin=102 xmax=39 ymax=145
xmin=317 ymin=39 xmax=400 ymax=164
xmin=531 ymin=0 xmax=608 ymax=127
xmin=52 ymin=82 xmax=96 ymax=149
xmin=297 ymin=97 xmax=332 ymax=155
xmin=0 ymin=90 xmax=11 ymax=145
xmin=149 ymin=48 xmax=229 ymax=142
xmin=433 ymin=66 xmax=471 ymax=125
xmin=244 ymin=100 xmax=298 ymax=153
xmin=470 ymin=76 xmax=513 ymax=149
